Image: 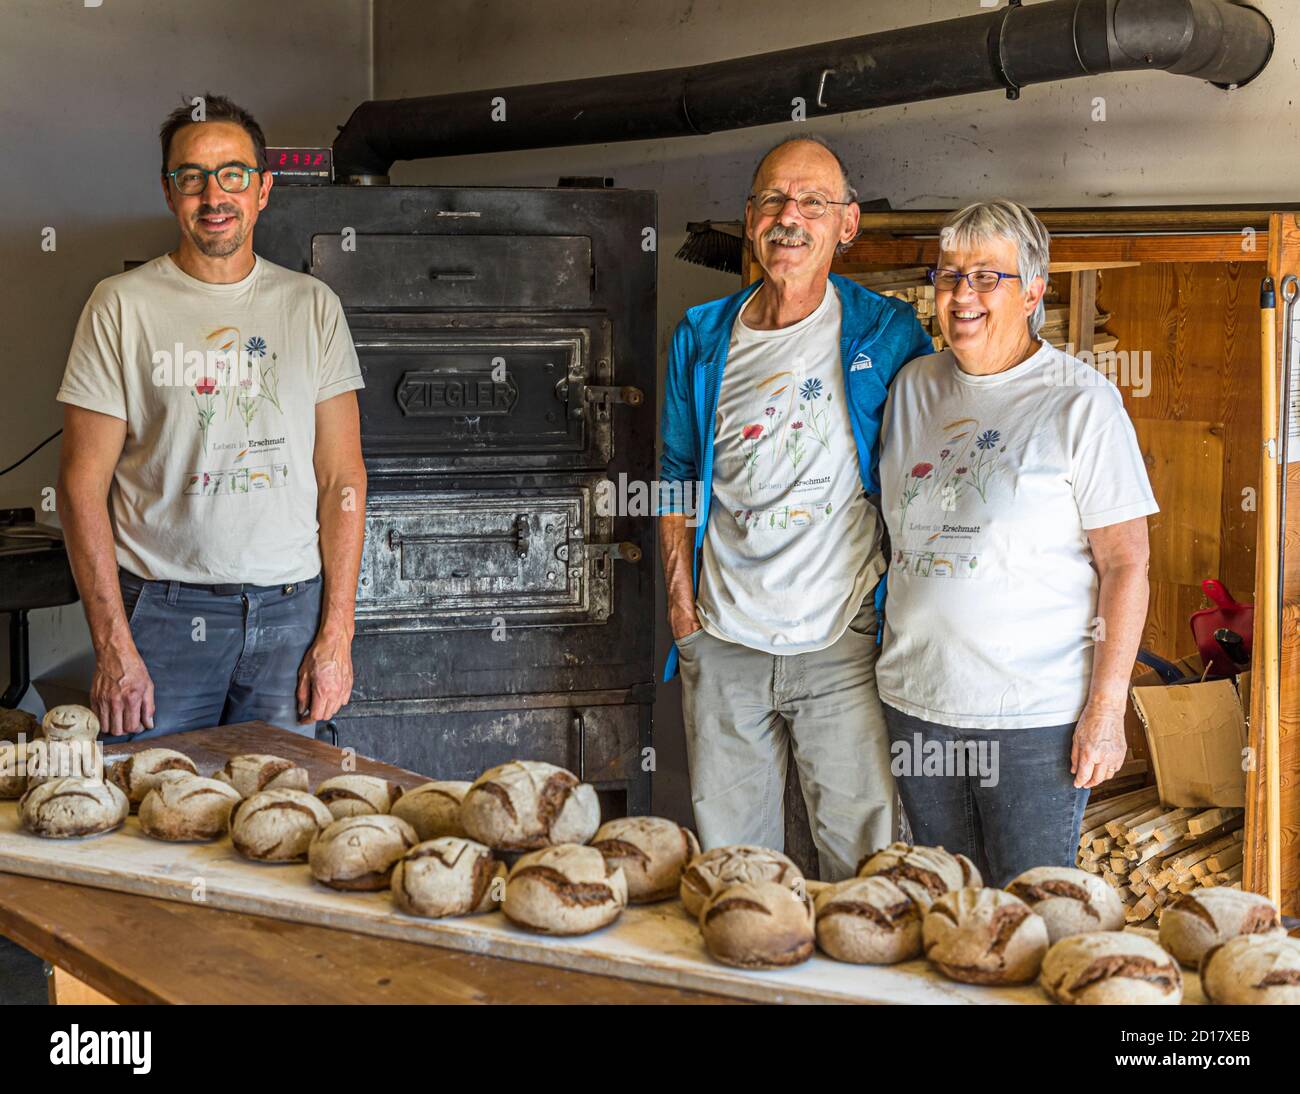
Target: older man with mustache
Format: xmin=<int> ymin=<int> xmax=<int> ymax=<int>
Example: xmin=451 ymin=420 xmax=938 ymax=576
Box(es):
xmin=656 ymin=136 xmax=933 ymax=879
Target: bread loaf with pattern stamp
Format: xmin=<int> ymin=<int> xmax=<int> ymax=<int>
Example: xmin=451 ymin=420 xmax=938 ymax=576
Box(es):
xmin=1040 ymin=931 xmax=1183 ymax=1004
xmin=1006 ymin=866 xmax=1124 ymax=943
xmin=460 ymin=761 xmax=599 ymax=850
xmin=314 ymin=774 xmax=404 ymax=819
xmin=138 ymin=773 xmax=241 ymax=841
xmin=1201 ymin=933 xmax=1300 ymax=1005
xmin=309 ymin=814 xmax=419 ymax=891
xmin=41 ymin=704 xmax=100 ymax=742
xmin=211 ymin=753 xmax=310 ymax=797
xmin=922 ymin=887 xmax=1049 ymax=984
xmin=591 ymin=816 xmax=700 ymax=903
xmin=700 ymin=880 xmax=816 ymax=969
xmin=1158 ymin=887 xmax=1283 ymax=968
xmin=503 ymin=843 xmax=627 ymax=934
xmin=679 ymin=845 xmax=802 ymax=919
xmin=390 ymin=780 xmax=471 ymax=841
xmin=391 ymin=836 xmax=505 ymax=917
xmin=814 ymin=876 xmax=922 ymax=964
xmin=107 ymin=748 xmax=199 ymax=810
xmin=230 ymin=788 xmax=335 ymax=861
xmin=857 ymin=842 xmax=975 ymax=910
xmin=19 ymin=776 xmax=128 ymax=838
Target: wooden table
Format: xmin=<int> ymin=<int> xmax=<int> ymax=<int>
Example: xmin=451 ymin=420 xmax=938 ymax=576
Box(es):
xmin=0 ymin=722 xmax=738 ymax=1004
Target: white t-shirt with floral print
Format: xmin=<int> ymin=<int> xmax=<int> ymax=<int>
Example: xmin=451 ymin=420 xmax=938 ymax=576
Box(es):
xmin=695 ymin=282 xmax=884 ymax=654
xmin=876 ymin=340 xmax=1158 ymax=729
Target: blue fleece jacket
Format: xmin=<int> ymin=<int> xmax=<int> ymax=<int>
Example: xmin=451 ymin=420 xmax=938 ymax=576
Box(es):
xmin=656 ymin=272 xmax=934 ymax=683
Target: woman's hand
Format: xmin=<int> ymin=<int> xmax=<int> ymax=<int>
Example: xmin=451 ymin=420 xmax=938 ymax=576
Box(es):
xmin=1071 ymin=701 xmax=1128 ymax=789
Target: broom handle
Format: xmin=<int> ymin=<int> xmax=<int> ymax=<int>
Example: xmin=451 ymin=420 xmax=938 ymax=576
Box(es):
xmin=1259 ymin=276 xmax=1282 ymax=905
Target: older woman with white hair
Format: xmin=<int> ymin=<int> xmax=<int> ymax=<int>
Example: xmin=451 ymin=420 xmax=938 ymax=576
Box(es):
xmin=876 ymin=199 xmax=1157 ymax=886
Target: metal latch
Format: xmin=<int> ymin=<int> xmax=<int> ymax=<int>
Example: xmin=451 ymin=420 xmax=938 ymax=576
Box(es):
xmin=579 ymin=384 xmax=644 ymax=421
xmin=390 ymin=514 xmax=531 ymax=559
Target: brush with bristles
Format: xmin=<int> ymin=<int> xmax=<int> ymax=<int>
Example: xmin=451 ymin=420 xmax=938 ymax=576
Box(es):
xmin=675 ymin=221 xmax=745 ymax=274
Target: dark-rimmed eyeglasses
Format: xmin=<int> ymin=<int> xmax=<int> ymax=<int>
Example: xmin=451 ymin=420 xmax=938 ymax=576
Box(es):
xmin=928 ymin=268 xmax=1022 ymax=292
xmin=165 ymin=163 xmax=264 ymax=196
xmin=748 ymin=189 xmax=853 ymax=219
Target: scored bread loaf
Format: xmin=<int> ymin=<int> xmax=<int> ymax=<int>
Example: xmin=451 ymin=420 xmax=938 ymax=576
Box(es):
xmin=503 ymin=843 xmax=627 ymax=934
xmin=1040 ymin=931 xmax=1183 ymax=1005
xmin=230 ymin=788 xmax=334 ymax=861
xmin=391 ymin=836 xmax=505 ymax=917
xmin=107 ymin=748 xmax=199 ymax=810
xmin=138 ymin=773 xmax=241 ymax=841
xmin=211 ymin=753 xmax=310 ymax=797
xmin=460 ymin=761 xmax=599 ymax=850
xmin=24 ymin=738 xmax=100 ymax=789
xmin=308 ymin=815 xmax=419 ymax=891
xmin=314 ymin=774 xmax=404 ymax=819
xmin=814 ymin=876 xmax=922 ymax=964
xmin=1005 ymin=866 xmax=1125 ymax=943
xmin=1158 ymin=887 xmax=1283 ymax=968
xmin=858 ymin=842 xmax=978 ymax=910
xmin=18 ymin=776 xmax=128 ymax=838
xmin=700 ymin=880 xmax=816 ymax=969
xmin=41 ymin=704 xmax=100 ymax=742
xmin=922 ymin=888 xmax=1049 ymax=984
xmin=591 ymin=816 xmax=700 ymax=903
xmin=679 ymin=845 xmax=802 ymax=919
xmin=390 ymin=780 xmax=471 ymax=841
xmin=1201 ymin=933 xmax=1300 ymax=1005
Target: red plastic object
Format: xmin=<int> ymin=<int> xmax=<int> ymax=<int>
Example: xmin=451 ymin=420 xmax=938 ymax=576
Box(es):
xmin=1190 ymin=579 xmax=1253 ymax=678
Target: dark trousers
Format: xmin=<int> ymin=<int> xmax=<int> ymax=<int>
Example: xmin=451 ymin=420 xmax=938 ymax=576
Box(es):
xmin=116 ymin=568 xmax=323 ymax=740
xmin=882 ymin=703 xmax=1089 ymax=888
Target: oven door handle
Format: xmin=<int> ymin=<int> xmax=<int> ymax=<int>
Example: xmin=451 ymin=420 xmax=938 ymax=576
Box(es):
xmin=427 ymin=268 xmax=478 ymax=281
xmin=389 ymin=514 xmax=530 ymax=559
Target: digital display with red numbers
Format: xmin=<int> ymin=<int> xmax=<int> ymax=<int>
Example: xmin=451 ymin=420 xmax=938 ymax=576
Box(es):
xmin=265 ymin=148 xmax=333 ymax=184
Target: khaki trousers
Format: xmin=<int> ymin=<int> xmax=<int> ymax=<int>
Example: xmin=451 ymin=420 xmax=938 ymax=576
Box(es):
xmin=676 ymin=597 xmax=896 ymax=881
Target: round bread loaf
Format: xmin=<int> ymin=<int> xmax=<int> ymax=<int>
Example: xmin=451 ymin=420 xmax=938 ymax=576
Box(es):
xmin=1201 ymin=933 xmax=1300 ymax=1005
xmin=309 ymin=814 xmax=419 ymax=891
xmin=41 ymin=704 xmax=100 ymax=742
xmin=230 ymin=788 xmax=335 ymax=862
xmin=591 ymin=816 xmax=700 ymax=903
xmin=814 ymin=876 xmax=922 ymax=964
xmin=858 ymin=842 xmax=976 ymax=910
xmin=314 ymin=774 xmax=404 ymax=819
xmin=923 ymin=887 xmax=1049 ymax=984
xmin=0 ymin=707 xmax=40 ymax=744
xmin=1158 ymin=887 xmax=1283 ymax=968
xmin=107 ymin=748 xmax=198 ymax=810
xmin=700 ymin=880 xmax=816 ymax=969
xmin=503 ymin=843 xmax=627 ymax=934
xmin=390 ymin=780 xmax=471 ymax=841
xmin=18 ymin=776 xmax=128 ymax=838
xmin=211 ymin=753 xmax=310 ymax=797
xmin=679 ymin=845 xmax=802 ymax=919
xmin=137 ymin=774 xmax=241 ymax=841
xmin=0 ymin=739 xmax=33 ymax=798
xmin=392 ymin=836 xmax=505 ymax=917
xmin=24 ymin=738 xmax=100 ymax=789
xmin=1040 ymin=931 xmax=1184 ymax=1004
xmin=460 ymin=761 xmax=599 ymax=850
xmin=1006 ymin=866 xmax=1125 ymax=943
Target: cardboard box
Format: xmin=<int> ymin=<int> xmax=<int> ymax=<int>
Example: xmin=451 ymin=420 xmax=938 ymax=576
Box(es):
xmin=1130 ymin=659 xmax=1248 ymax=808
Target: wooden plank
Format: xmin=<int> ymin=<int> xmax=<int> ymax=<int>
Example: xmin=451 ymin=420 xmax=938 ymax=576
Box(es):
xmin=1069 ymin=269 xmax=1098 ymax=355
xmin=853 ymin=208 xmax=1278 ymax=235
xmin=847 ymin=235 xmax=1272 ymax=269
xmin=48 ymin=965 xmax=115 ymax=1006
xmin=1188 ymin=808 xmax=1237 ymax=835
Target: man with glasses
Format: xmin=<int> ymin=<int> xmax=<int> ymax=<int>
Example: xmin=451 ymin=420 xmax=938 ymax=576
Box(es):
xmin=55 ymin=94 xmax=366 ymax=739
xmin=657 ymin=136 xmax=933 ymax=878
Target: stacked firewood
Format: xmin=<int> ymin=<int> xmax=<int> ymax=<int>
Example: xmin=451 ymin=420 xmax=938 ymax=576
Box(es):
xmin=1076 ymin=786 xmax=1245 ymax=927
xmin=846 ymin=267 xmax=1115 ymax=355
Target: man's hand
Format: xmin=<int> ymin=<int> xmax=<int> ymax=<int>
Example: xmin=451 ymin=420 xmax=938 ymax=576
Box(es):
xmin=1070 ymin=701 xmax=1128 ymax=789
xmin=91 ymin=639 xmax=155 ymax=736
xmin=670 ymin=608 xmax=702 ymax=641
xmin=296 ymin=626 xmax=354 ymax=724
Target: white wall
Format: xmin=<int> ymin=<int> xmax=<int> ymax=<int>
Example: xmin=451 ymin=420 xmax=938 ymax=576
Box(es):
xmin=0 ymin=0 xmax=372 ymax=707
xmin=372 ymin=0 xmax=1296 ymax=820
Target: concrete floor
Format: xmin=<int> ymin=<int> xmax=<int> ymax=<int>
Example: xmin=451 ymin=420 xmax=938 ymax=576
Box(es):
xmin=0 ymin=936 xmax=47 ymax=1005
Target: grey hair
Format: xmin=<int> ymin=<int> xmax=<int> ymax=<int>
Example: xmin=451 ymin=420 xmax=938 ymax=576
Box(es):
xmin=749 ymin=135 xmax=860 ymax=255
xmin=939 ymin=200 xmax=1051 ymax=336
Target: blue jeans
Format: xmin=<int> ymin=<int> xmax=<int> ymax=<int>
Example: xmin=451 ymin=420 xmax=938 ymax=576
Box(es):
xmin=116 ymin=568 xmax=323 ymax=740
xmin=882 ymin=704 xmax=1089 ymax=888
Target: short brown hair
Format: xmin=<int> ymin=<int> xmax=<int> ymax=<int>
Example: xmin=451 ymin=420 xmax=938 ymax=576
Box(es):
xmin=159 ymin=93 xmax=267 ymax=175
